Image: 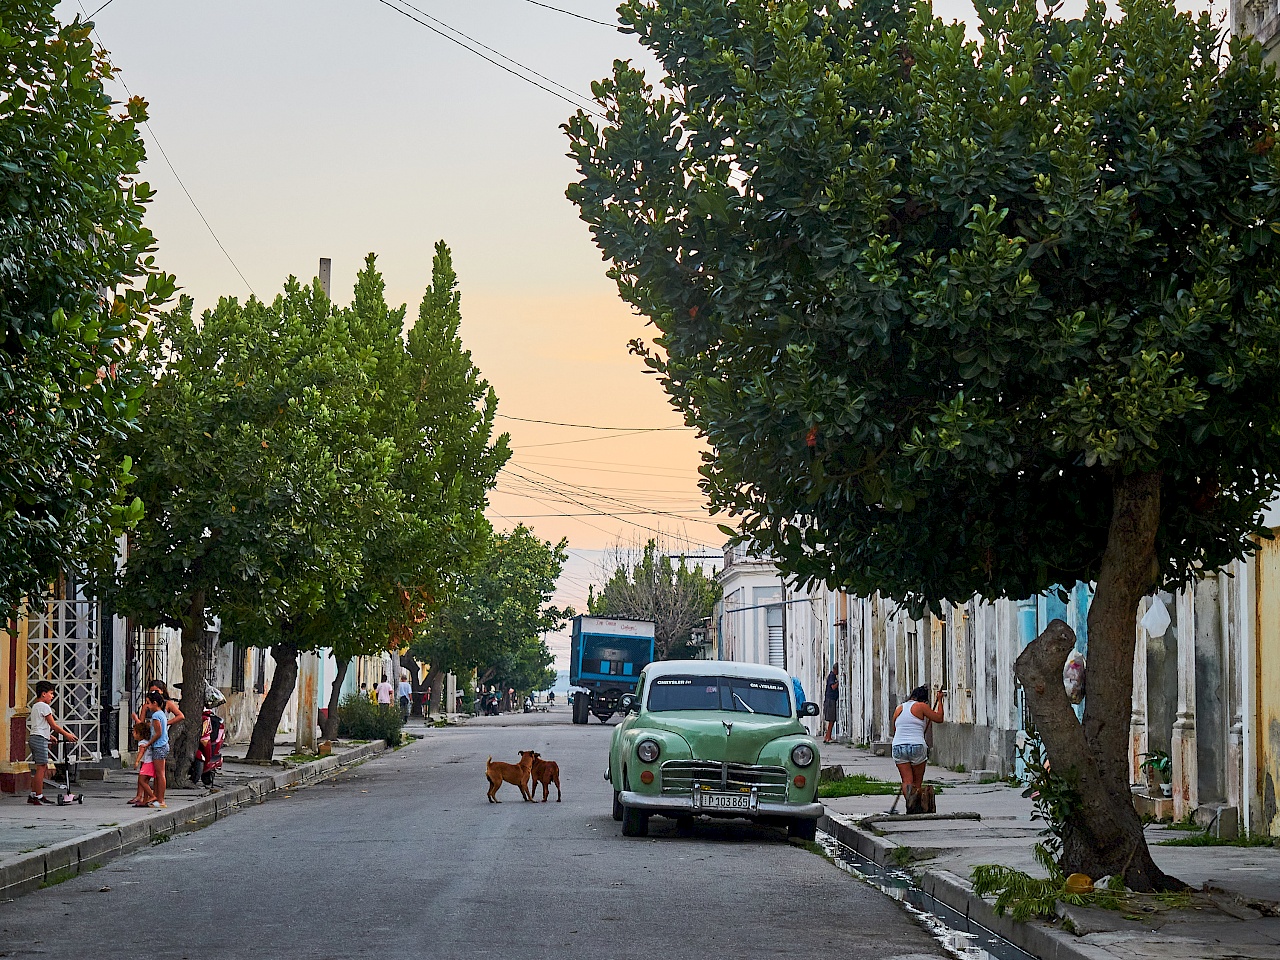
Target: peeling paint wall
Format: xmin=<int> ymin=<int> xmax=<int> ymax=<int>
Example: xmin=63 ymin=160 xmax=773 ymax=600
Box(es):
xmin=1255 ymin=536 xmax=1280 ymax=835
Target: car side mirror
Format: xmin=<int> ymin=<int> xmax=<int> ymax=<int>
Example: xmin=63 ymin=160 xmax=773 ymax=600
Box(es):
xmin=620 ymin=693 xmax=638 ymax=713
xmin=799 ymin=701 xmax=820 ymax=718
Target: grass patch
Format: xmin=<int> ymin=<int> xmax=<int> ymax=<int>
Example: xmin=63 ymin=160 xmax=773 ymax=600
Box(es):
xmin=1158 ymin=831 xmax=1276 ymax=847
xmin=817 ymin=774 xmax=945 ymax=799
xmin=890 ymin=845 xmax=915 ymax=867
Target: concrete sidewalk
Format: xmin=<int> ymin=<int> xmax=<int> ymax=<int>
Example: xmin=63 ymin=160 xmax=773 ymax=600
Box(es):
xmin=0 ymin=737 xmax=389 ymax=900
xmin=818 ymin=740 xmax=1280 ymax=960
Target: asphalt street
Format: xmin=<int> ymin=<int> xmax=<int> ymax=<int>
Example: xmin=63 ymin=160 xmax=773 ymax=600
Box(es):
xmin=0 ymin=711 xmax=947 ymax=960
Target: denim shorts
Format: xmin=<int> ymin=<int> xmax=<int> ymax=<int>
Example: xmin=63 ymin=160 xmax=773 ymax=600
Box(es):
xmin=892 ymin=742 xmax=928 ymax=765
xmin=28 ymin=735 xmax=49 ymax=766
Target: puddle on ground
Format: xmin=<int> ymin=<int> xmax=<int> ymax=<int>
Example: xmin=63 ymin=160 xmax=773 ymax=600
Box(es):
xmin=818 ymin=832 xmax=1034 ymax=960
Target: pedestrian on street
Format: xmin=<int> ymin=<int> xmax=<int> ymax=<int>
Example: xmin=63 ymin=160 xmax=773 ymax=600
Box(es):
xmin=376 ymin=675 xmax=394 ymax=712
xmin=822 ymin=663 xmax=840 ymax=743
xmin=890 ymin=685 xmax=945 ymax=808
xmin=398 ymin=673 xmax=412 ymax=722
xmin=26 ymin=680 xmax=78 ymax=806
xmin=140 ymin=689 xmax=171 ymax=808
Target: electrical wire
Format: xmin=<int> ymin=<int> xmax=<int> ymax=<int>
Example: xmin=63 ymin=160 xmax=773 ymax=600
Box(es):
xmin=506 ymin=464 xmax=722 ymax=528
xmin=520 ymin=0 xmax=616 ymax=29
xmin=76 ymin=4 xmax=256 ymax=298
xmin=87 ymin=0 xmax=117 ymax=17
xmin=373 ymin=0 xmax=606 ymax=119
xmin=498 ymin=413 xmax=691 ymax=431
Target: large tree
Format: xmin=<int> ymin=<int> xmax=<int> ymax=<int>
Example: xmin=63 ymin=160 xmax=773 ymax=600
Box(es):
xmin=0 ymin=2 xmax=173 ymax=613
xmin=115 ymin=280 xmax=393 ymax=773
xmin=412 ymin=525 xmax=571 ymax=697
xmin=588 ymin=540 xmax=720 ymax=659
xmin=317 ymin=247 xmax=510 ymax=738
xmin=567 ymin=0 xmax=1280 ymax=890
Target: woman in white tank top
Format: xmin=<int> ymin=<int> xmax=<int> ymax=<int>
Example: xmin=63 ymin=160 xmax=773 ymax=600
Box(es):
xmin=890 ymin=685 xmax=945 ymax=806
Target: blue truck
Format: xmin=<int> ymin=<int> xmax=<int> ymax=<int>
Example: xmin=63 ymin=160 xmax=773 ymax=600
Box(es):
xmin=569 ymin=615 xmax=656 ymax=724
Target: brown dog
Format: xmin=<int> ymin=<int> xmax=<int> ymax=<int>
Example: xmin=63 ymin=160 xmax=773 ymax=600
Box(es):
xmin=528 ymin=751 xmax=561 ymax=802
xmin=486 ymin=751 xmax=535 ymax=803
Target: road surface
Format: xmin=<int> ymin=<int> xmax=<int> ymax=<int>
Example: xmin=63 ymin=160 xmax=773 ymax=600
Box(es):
xmin=0 ymin=711 xmax=948 ymax=959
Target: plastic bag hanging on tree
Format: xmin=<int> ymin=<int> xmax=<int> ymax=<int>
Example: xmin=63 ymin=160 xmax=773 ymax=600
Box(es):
xmin=1063 ymin=649 xmax=1087 ymax=704
xmin=1139 ymin=596 xmax=1171 ymax=638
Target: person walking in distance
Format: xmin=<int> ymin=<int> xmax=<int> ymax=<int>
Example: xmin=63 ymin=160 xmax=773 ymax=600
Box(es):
xmin=376 ymin=674 xmax=394 ymax=712
xmin=397 ymin=673 xmax=412 ymax=722
xmin=891 ymin=685 xmax=945 ymax=811
xmin=26 ymin=681 xmax=78 ymax=805
xmin=822 ymin=663 xmax=840 ymax=744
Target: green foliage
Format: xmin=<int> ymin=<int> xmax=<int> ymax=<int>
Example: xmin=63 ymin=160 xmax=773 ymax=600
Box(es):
xmin=817 ymin=774 xmax=943 ymax=798
xmin=1019 ymin=733 xmax=1083 ymax=864
xmin=0 ymin=1 xmax=175 ymax=612
xmin=114 ymin=279 xmax=393 ymax=644
xmin=302 ymin=247 xmax=509 ymax=663
xmin=566 ymin=0 xmax=1280 ymax=609
xmin=587 ymin=539 xmax=720 ymax=659
xmin=1140 ymin=750 xmax=1172 ymax=781
xmin=412 ymin=526 xmax=571 ymax=693
xmin=1158 ymin=831 xmax=1277 ymax=847
xmin=336 ymin=692 xmax=404 ymax=746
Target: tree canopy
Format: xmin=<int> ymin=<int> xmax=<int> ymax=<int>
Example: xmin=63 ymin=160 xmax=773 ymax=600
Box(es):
xmin=412 ymin=525 xmax=570 ymax=694
xmin=588 ymin=540 xmax=720 ymax=659
xmin=567 ymin=0 xmax=1280 ymax=891
xmin=0 ymin=1 xmax=173 ymax=613
xmin=568 ymin=0 xmax=1280 ymax=608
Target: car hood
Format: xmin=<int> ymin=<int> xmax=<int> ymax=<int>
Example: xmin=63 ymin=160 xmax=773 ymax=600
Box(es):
xmin=640 ymin=712 xmax=802 ymax=764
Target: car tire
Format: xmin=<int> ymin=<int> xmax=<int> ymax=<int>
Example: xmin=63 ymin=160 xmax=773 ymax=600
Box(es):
xmin=621 ymin=803 xmax=649 ymax=837
xmin=788 ymin=818 xmax=818 ymax=842
xmin=613 ymin=790 xmax=624 ymax=821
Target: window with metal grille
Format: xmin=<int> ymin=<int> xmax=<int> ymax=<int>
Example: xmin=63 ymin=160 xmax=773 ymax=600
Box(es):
xmin=231 ymin=642 xmax=247 ymax=693
xmin=253 ymin=647 xmax=266 ymax=694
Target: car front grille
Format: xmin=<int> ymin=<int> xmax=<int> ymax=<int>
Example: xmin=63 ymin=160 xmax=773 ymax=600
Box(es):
xmin=660 ymin=760 xmax=790 ymax=803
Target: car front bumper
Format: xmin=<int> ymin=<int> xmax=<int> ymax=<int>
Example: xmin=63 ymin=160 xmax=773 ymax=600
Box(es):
xmin=619 ymin=791 xmax=824 ymax=819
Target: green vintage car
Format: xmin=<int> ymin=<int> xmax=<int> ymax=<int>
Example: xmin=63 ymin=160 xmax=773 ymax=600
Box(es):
xmin=608 ymin=660 xmax=824 ymax=839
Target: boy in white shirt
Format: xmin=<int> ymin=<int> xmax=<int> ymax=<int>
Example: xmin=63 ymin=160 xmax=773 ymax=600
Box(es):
xmin=27 ymin=681 xmax=78 ymax=806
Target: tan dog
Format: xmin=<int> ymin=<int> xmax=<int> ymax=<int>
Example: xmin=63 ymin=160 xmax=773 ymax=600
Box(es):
xmin=486 ymin=751 xmax=536 ymax=803
xmin=528 ymin=751 xmax=561 ymax=802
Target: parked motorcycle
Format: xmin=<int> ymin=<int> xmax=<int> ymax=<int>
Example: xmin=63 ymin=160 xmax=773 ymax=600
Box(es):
xmin=191 ymin=706 xmax=226 ymax=787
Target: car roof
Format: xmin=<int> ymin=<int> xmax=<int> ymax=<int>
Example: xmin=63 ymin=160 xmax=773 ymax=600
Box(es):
xmin=642 ymin=660 xmax=793 ymax=684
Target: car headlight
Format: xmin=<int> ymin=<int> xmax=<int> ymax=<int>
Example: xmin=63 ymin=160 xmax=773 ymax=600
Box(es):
xmin=791 ymin=743 xmax=815 ymax=767
xmin=637 ymin=739 xmax=661 ymax=763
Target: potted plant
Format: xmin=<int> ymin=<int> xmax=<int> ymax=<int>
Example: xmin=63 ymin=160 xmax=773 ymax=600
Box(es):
xmin=1140 ymin=750 xmax=1171 ymax=796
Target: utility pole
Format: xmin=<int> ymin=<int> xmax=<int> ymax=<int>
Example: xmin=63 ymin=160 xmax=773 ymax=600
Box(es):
xmin=294 ymin=257 xmax=332 ymax=753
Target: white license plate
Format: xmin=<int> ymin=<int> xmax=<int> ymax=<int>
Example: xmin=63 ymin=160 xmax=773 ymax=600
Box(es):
xmin=695 ymin=789 xmax=755 ymax=811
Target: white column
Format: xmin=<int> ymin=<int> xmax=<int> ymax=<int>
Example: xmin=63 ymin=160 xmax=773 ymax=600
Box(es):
xmin=1130 ymin=598 xmax=1150 ymax=787
xmin=1171 ymin=586 xmax=1198 ymax=819
xmin=295 ymin=652 xmax=319 ymax=752
xmin=1224 ymin=565 xmax=1244 ymax=812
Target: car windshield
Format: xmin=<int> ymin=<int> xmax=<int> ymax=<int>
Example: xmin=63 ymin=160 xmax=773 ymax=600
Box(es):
xmin=646 ymin=675 xmax=792 ymax=717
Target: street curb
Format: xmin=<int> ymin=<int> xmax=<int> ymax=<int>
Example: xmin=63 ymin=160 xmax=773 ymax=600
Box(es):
xmin=0 ymin=740 xmax=389 ymax=901
xmin=819 ymin=813 xmax=1117 ymax=960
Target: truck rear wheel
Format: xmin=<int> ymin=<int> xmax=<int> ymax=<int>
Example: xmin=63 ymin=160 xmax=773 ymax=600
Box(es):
xmin=573 ymin=695 xmax=589 ymax=724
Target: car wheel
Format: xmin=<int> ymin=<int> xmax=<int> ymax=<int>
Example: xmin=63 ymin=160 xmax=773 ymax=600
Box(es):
xmin=621 ymin=803 xmax=649 ymax=837
xmin=613 ymin=790 xmax=623 ymax=821
xmin=788 ymin=818 xmax=818 ymax=842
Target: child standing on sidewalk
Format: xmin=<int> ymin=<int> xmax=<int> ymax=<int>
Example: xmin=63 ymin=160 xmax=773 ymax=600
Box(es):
xmin=26 ymin=680 xmax=79 ymax=806
xmin=139 ymin=690 xmax=170 ymax=808
xmin=130 ymin=719 xmax=156 ymax=807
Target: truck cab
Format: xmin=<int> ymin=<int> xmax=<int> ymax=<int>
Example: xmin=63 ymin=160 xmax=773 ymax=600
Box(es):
xmin=569 ymin=615 xmax=656 ymax=723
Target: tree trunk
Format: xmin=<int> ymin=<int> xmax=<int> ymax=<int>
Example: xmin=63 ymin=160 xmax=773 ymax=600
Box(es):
xmin=169 ymin=590 xmax=208 ymax=785
xmin=246 ymin=641 xmax=299 ymax=762
xmin=1014 ymin=470 xmax=1185 ymax=892
xmin=321 ymin=657 xmax=349 ymax=741
xmin=424 ymin=666 xmax=442 ymax=717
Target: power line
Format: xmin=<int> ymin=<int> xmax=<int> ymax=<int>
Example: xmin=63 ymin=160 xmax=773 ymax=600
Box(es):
xmin=373 ymin=0 xmax=606 ymax=120
xmin=498 ymin=413 xmax=691 ymax=431
xmin=520 ymin=0 xmax=616 ymax=28
xmin=87 ymin=0 xmax=117 ymax=17
xmin=76 ymin=5 xmax=256 ymax=298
